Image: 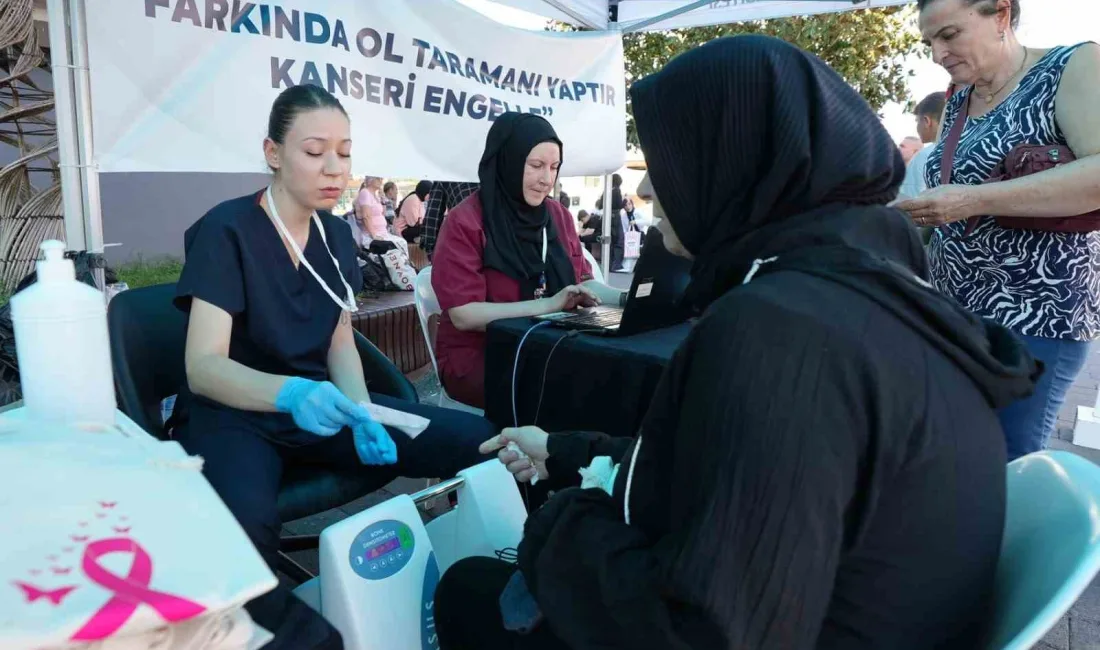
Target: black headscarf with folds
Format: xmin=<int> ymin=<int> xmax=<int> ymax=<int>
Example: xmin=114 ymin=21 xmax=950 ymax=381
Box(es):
xmin=633 ymin=35 xmax=908 ymax=307
xmin=479 ymin=113 xmax=574 ymax=298
xmin=631 ymin=35 xmax=1039 ymax=408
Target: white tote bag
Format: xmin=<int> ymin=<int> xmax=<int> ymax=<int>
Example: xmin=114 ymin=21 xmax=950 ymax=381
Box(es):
xmin=624 ymin=230 xmax=643 ymax=260
xmin=0 ymin=417 xmax=277 ymax=648
xmin=378 ymin=242 xmax=416 ymax=292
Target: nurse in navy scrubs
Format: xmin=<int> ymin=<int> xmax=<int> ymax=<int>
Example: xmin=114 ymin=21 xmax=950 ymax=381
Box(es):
xmin=170 ymin=84 xmax=492 ymax=648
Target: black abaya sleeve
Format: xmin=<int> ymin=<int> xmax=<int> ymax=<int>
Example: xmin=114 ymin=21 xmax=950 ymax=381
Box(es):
xmin=519 ymin=289 xmax=877 ymax=649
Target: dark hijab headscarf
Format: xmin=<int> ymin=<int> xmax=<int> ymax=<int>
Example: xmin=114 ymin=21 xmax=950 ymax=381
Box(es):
xmin=479 ymin=113 xmax=574 ymax=298
xmin=631 ymin=35 xmax=1038 ymax=408
xmin=413 ymin=180 xmax=433 ymax=200
xmin=397 ymin=180 xmax=433 ymax=218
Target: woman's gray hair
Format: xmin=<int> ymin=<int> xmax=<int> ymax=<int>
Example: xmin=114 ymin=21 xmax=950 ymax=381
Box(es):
xmin=917 ymin=0 xmax=1020 ymax=30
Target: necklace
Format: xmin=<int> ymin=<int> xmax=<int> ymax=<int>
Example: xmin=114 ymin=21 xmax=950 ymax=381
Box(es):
xmin=977 ymin=47 xmax=1029 ymax=104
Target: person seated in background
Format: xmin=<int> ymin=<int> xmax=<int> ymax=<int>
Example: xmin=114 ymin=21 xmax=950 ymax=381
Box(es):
xmin=899 ymin=135 xmax=924 ymax=164
xmin=395 ymin=180 xmax=432 ymax=242
xmin=432 ymin=35 xmax=1039 ymax=650
xmin=577 ymin=209 xmax=602 ymax=255
xmin=382 ymin=181 xmax=399 ymax=227
xmin=355 ymin=176 xmax=413 ymax=261
xmin=170 ymin=84 xmax=492 ymax=649
xmin=355 ymin=176 xmax=387 ymax=240
xmin=576 ymin=209 xmax=592 ymax=234
xmin=430 ymin=113 xmax=625 ymax=408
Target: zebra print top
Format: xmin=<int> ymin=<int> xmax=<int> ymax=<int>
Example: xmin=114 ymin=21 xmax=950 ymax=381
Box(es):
xmin=925 ymin=44 xmax=1100 ymax=341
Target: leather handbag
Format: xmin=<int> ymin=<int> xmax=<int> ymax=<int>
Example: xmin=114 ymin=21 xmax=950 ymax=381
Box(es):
xmin=940 ymin=90 xmax=1100 ymax=235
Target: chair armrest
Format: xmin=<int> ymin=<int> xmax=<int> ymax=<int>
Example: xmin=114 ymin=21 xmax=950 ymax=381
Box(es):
xmin=354 ymin=330 xmax=418 ymax=403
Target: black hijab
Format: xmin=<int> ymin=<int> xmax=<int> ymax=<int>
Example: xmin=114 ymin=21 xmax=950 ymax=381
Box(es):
xmin=396 ymin=180 xmax=433 ymax=218
xmin=479 ymin=113 xmax=574 ymax=298
xmin=413 ymin=180 xmax=433 ymax=200
xmin=631 ymin=35 xmax=1039 ymax=407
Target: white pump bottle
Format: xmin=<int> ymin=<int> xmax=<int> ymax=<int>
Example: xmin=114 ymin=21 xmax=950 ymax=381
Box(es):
xmin=10 ymin=240 xmax=116 ymax=425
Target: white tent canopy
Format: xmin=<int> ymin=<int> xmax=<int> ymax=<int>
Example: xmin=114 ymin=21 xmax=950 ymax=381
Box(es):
xmin=47 ymin=0 xmax=913 ymax=280
xmin=482 ymin=0 xmax=912 ymax=32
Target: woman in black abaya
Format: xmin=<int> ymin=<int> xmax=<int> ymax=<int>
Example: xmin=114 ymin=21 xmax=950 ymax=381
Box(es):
xmin=433 ymin=36 xmax=1039 ymax=650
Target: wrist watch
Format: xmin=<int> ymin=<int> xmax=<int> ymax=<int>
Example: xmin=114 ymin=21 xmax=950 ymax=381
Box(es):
xmin=618 ymin=291 xmax=629 ymax=308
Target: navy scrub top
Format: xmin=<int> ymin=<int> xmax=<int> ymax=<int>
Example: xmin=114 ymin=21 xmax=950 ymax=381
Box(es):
xmin=172 ymin=191 xmax=363 ymax=446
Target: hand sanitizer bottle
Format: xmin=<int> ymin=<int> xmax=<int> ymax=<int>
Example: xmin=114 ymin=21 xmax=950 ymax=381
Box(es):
xmin=11 ymin=241 xmax=116 ymax=425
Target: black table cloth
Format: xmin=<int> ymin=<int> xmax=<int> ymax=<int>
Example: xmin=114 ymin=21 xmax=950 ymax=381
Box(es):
xmin=484 ymin=318 xmax=692 ymax=437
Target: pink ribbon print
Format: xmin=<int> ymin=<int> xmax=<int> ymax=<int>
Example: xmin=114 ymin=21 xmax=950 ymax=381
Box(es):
xmin=68 ymin=537 xmax=206 ymax=641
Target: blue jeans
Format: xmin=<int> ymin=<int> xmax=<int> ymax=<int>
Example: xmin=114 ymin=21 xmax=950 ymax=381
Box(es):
xmin=998 ymin=334 xmax=1092 ymax=461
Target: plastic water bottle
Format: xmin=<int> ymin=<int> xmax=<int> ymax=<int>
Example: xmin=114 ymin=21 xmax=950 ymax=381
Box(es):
xmin=11 ymin=240 xmax=116 ymax=425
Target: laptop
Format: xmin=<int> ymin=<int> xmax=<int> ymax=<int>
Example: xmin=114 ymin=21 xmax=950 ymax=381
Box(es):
xmin=538 ymin=229 xmax=694 ymax=336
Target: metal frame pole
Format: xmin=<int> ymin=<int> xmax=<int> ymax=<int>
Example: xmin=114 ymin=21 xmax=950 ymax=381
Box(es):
xmin=601 ymin=174 xmax=613 ymax=278
xmin=69 ymin=0 xmax=103 ymax=259
xmin=46 ymin=0 xmax=86 ymax=252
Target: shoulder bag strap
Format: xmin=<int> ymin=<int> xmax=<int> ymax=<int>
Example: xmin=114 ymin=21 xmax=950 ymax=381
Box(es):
xmin=940 ymin=89 xmax=970 ymax=187
xmin=940 ymin=90 xmax=982 ymax=235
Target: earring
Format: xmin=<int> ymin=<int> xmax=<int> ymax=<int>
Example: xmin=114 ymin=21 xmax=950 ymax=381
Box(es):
xmin=1000 ymin=31 xmax=1006 ymax=42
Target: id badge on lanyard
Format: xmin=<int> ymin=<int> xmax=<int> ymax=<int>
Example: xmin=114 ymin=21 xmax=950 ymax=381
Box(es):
xmin=265 ymin=186 xmax=358 ymax=312
xmin=533 ymin=229 xmax=549 ymax=300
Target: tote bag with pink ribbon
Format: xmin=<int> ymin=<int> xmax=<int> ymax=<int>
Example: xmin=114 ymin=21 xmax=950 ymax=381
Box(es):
xmin=0 ymin=418 xmax=277 ymax=648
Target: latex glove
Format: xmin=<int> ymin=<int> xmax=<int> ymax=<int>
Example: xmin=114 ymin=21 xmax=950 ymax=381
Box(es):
xmin=274 ymin=378 xmax=368 ymax=436
xmin=353 ymin=415 xmax=398 ymax=465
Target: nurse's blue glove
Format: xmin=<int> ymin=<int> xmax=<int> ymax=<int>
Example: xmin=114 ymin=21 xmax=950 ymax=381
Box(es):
xmin=353 ymin=418 xmax=398 ymax=466
xmin=275 ymin=378 xmax=368 ymax=436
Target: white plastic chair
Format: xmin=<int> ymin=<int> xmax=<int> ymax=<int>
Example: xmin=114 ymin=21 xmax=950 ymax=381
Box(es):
xmin=413 ymin=267 xmax=484 ymax=415
xmin=582 ymin=247 xmax=605 ymax=284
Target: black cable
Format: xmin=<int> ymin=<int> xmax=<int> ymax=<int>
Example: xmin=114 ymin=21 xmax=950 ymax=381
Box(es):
xmin=512 ymin=321 xmax=552 ymax=428
xmin=494 ymin=547 xmax=519 ymax=564
xmin=533 ymin=329 xmax=601 ymax=426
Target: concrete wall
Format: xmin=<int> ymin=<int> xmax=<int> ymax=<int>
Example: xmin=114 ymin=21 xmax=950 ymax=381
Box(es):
xmin=100 ymin=172 xmax=268 ymax=264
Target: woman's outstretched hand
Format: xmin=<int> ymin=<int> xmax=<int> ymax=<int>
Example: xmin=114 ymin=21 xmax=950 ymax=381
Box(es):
xmin=889 ymin=184 xmax=981 ymax=227
xmin=480 ymin=426 xmax=550 ymax=484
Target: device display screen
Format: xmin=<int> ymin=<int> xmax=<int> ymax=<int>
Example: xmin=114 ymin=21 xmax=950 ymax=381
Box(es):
xmin=367 ymin=537 xmax=401 ymax=559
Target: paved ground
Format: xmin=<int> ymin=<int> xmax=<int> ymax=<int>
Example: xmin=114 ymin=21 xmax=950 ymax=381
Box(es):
xmin=283 ymin=270 xmax=1100 ymax=649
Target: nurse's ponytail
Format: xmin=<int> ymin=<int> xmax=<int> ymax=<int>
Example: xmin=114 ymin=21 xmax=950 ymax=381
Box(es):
xmin=267 ymin=85 xmax=347 ymax=148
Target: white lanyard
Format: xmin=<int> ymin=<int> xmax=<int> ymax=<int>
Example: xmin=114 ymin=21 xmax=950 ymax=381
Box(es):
xmin=265 ymin=186 xmax=357 ymax=313
xmin=533 ymin=228 xmax=549 ymax=299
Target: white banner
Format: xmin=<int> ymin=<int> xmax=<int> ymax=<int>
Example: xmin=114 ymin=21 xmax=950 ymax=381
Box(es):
xmin=84 ymin=0 xmax=626 ymax=180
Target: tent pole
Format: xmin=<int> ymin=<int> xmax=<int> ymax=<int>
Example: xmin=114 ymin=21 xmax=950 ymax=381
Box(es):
xmin=539 ymin=0 xmax=605 ymax=29
xmin=601 ymin=174 xmax=612 ymax=279
xmin=597 ymin=2 xmax=618 ymax=281
xmin=46 ymin=0 xmax=86 ymax=253
xmin=69 ymin=0 xmax=103 ymax=269
xmin=620 ymin=0 xmax=712 ymax=33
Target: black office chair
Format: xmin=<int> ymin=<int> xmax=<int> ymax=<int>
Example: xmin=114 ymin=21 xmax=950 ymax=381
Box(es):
xmin=107 ymin=282 xmax=419 ymax=582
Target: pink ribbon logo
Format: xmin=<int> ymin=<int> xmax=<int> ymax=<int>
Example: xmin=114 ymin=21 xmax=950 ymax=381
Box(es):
xmin=69 ymin=538 xmax=206 ymax=641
